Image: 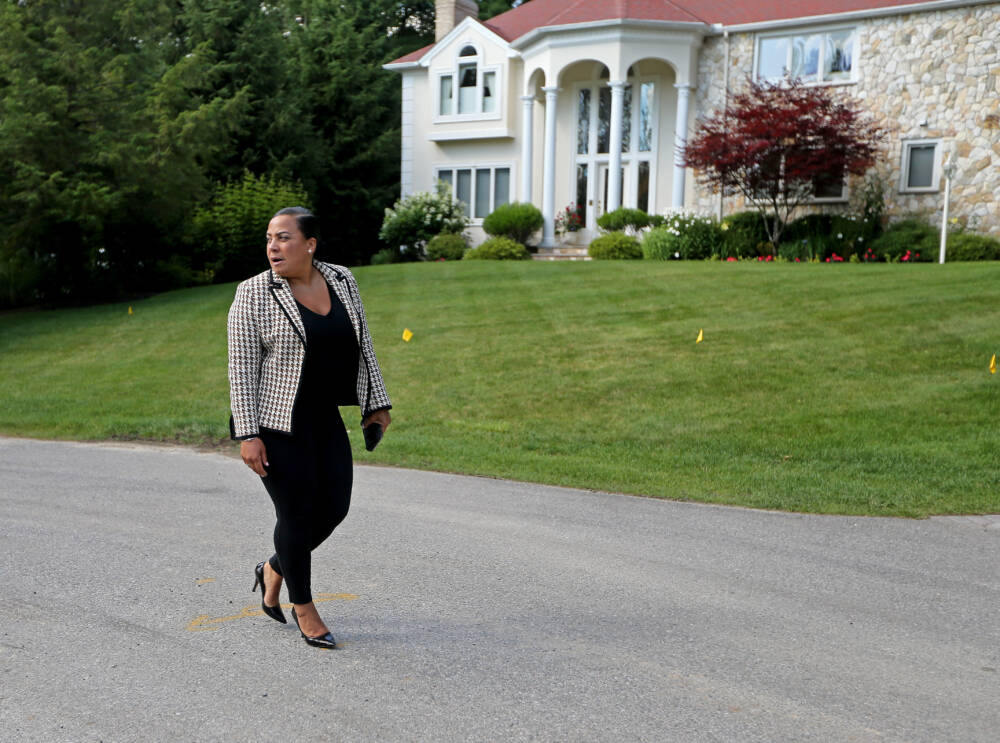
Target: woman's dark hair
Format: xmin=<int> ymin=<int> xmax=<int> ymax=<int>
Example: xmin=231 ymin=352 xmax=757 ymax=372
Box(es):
xmin=273 ymin=206 xmax=320 ymax=245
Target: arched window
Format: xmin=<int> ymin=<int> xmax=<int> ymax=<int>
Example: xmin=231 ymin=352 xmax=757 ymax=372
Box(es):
xmin=437 ymin=43 xmax=499 ymax=117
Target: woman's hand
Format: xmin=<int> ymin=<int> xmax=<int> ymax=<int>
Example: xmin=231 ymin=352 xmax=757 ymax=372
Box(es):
xmin=240 ymin=438 xmax=269 ymax=477
xmin=363 ymin=409 xmax=391 ymax=433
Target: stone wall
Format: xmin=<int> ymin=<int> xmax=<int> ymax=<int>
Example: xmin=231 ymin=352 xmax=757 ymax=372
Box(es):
xmin=692 ymin=3 xmax=1000 ymax=236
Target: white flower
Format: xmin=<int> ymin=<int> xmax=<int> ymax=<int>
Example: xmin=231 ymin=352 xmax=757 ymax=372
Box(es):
xmin=837 ymin=233 xmax=843 ymax=239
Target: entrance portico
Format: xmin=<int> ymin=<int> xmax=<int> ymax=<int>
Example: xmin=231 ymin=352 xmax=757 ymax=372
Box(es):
xmin=514 ymin=22 xmax=705 ymax=246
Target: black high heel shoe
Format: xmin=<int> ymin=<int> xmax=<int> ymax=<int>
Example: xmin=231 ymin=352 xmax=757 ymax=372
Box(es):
xmin=252 ymin=561 xmax=287 ymax=624
xmin=291 ymin=607 xmax=337 ymax=649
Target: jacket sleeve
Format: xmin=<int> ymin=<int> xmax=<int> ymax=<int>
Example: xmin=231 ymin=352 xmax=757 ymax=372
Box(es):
xmin=345 ymin=269 xmax=392 ymax=418
xmin=227 ymin=280 xmax=263 ymax=440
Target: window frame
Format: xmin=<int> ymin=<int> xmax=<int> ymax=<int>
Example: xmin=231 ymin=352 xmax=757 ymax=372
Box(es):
xmin=571 ymin=75 xmax=660 ymax=229
xmin=899 ymin=138 xmax=941 ymax=194
xmin=754 ymin=25 xmax=859 ymax=86
xmin=434 ymin=163 xmax=514 ymax=222
xmin=432 ymin=41 xmax=503 ymax=122
xmin=810 ymin=171 xmax=849 ymax=203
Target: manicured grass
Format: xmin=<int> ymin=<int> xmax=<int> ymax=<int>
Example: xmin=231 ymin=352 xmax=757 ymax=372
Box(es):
xmin=2 ymin=261 xmax=998 ymax=517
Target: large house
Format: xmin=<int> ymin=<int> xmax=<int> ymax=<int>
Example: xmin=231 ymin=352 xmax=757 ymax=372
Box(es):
xmin=385 ymin=0 xmax=1000 ymax=249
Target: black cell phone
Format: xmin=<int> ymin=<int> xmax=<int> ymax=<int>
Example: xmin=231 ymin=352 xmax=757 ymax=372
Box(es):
xmin=363 ymin=422 xmax=383 ymax=452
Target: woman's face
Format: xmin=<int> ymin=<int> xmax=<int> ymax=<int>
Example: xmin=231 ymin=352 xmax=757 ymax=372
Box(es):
xmin=266 ymin=215 xmax=316 ymax=277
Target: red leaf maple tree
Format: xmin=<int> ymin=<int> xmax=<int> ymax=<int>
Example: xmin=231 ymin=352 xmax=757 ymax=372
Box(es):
xmin=683 ymin=78 xmax=881 ymax=247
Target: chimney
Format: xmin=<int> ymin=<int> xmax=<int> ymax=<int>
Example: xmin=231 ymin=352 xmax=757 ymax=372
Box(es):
xmin=436 ymin=0 xmax=479 ymax=42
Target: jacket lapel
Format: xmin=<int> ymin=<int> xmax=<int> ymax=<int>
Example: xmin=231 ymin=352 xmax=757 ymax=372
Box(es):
xmin=267 ymin=270 xmax=306 ymax=345
xmin=316 ymin=262 xmax=361 ymax=344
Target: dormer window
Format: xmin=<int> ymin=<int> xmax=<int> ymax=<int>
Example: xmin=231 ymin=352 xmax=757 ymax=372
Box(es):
xmin=436 ymin=43 xmax=500 ymax=118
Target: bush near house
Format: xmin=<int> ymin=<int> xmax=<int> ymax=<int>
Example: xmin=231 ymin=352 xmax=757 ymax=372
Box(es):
xmin=778 ymin=213 xmax=877 ymax=262
xmin=482 ymin=202 xmax=544 ymax=246
xmin=588 ymin=232 xmax=642 ymax=260
xmin=946 ymin=233 xmax=1000 ymax=261
xmin=597 ymin=207 xmax=650 ymax=233
xmin=869 ymin=219 xmax=937 ymax=262
xmin=425 ymin=233 xmax=468 ymax=261
xmin=642 ymin=214 xmax=723 ymax=260
xmin=721 ymin=211 xmax=773 ymax=258
xmin=463 ymin=236 xmax=531 ymax=260
xmin=379 ymin=183 xmax=469 ymax=260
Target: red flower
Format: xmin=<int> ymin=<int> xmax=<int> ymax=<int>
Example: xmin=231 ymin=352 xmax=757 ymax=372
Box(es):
xmin=726 ymin=256 xmax=737 ymax=262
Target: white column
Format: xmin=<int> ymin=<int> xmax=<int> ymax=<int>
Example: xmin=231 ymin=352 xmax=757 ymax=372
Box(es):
xmin=521 ymin=95 xmax=534 ymax=203
xmin=607 ymin=80 xmax=626 ymax=212
xmin=672 ymin=84 xmax=693 ymax=210
xmin=541 ymin=85 xmax=559 ymax=247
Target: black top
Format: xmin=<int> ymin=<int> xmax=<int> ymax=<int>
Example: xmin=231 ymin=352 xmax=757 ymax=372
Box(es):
xmin=294 ymin=282 xmax=360 ymax=412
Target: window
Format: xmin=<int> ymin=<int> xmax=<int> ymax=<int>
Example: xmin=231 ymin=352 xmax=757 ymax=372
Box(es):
xmin=436 ymin=165 xmax=511 ymax=218
xmin=573 ymin=73 xmax=658 ymax=227
xmin=812 ymin=170 xmax=847 ymax=201
xmin=435 ymin=44 xmax=501 ymax=118
xmin=756 ymin=27 xmax=855 ymax=84
xmin=900 ymin=140 xmax=940 ymax=193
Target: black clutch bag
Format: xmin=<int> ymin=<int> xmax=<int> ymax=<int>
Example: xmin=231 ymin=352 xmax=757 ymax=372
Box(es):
xmin=363 ymin=422 xmax=383 ymax=452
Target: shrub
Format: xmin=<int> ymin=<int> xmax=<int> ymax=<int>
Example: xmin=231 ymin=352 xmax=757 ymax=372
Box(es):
xmin=642 ymin=227 xmax=677 ymax=260
xmin=721 ymin=211 xmax=773 ymax=258
xmin=463 ymin=236 xmax=531 ymax=260
xmin=642 ymin=213 xmax=722 ymax=260
xmin=370 ymin=248 xmax=399 ymax=265
xmin=190 ymin=171 xmax=311 ymax=283
xmin=588 ymin=232 xmax=642 ymax=260
xmin=870 ymin=218 xmax=936 ymax=262
xmin=379 ymin=183 xmax=469 ymax=260
xmin=425 ymin=233 xmax=468 ymax=261
xmin=597 ymin=207 xmax=650 ymax=233
xmin=482 ymin=202 xmax=544 ymax=245
xmin=947 ymin=233 xmax=1000 ymax=261
xmin=780 ymin=212 xmax=874 ymax=261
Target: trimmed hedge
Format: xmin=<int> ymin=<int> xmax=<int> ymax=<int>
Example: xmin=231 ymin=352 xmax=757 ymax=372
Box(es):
xmin=425 ymin=233 xmax=468 ymax=261
xmin=588 ymin=232 xmax=642 ymax=260
xmin=870 ymin=219 xmax=936 ymax=262
xmin=946 ymin=233 xmax=1000 ymax=261
xmin=482 ymin=202 xmax=544 ymax=245
xmin=463 ymin=236 xmax=531 ymax=260
xmin=721 ymin=211 xmax=773 ymax=258
xmin=597 ymin=207 xmax=650 ymax=233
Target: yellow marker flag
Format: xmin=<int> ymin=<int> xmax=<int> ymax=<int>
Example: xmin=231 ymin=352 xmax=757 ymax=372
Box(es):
xmin=128 ymin=305 xmax=133 ymax=315
xmin=696 ymin=329 xmax=703 ymax=344
xmin=402 ymin=328 xmax=413 ymax=342
xmin=991 ymin=354 xmax=997 ymax=374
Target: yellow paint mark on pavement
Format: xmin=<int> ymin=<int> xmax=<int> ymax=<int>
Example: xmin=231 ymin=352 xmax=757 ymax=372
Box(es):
xmin=187 ymin=593 xmax=358 ymax=632
xmin=196 ymin=578 xmax=215 ymax=584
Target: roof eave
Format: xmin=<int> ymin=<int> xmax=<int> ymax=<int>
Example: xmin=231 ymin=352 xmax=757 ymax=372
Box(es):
xmin=383 ymin=61 xmax=422 ymax=72
xmin=510 ymin=18 xmax=712 ymax=51
xmin=720 ymin=0 xmax=997 ymax=34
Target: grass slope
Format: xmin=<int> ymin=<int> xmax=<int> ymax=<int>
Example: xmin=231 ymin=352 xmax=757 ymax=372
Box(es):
xmin=2 ymin=261 xmax=998 ymax=517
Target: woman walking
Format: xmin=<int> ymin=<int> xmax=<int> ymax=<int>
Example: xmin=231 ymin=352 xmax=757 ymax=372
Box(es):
xmin=227 ymin=207 xmax=391 ymax=649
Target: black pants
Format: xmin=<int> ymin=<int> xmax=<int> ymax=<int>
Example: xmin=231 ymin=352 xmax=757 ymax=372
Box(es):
xmin=258 ymin=407 xmax=353 ymax=604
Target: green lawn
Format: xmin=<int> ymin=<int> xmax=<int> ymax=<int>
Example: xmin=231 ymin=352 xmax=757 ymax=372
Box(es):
xmin=2 ymin=261 xmax=998 ymax=517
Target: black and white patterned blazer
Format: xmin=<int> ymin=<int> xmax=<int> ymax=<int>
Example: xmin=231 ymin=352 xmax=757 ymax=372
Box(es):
xmin=227 ymin=261 xmax=392 ymax=440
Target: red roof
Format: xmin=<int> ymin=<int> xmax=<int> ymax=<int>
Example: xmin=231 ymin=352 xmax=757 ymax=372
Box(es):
xmin=388 ymin=1 xmax=958 ymax=64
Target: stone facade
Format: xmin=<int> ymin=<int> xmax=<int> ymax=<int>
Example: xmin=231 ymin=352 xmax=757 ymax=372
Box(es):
xmin=692 ymin=4 xmax=1000 ymax=236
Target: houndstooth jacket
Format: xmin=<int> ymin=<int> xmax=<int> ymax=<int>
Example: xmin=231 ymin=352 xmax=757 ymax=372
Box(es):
xmin=227 ymin=261 xmax=391 ymax=440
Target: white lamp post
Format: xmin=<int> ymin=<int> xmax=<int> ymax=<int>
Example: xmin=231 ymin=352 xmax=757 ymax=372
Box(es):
xmin=939 ymin=155 xmax=956 ymax=264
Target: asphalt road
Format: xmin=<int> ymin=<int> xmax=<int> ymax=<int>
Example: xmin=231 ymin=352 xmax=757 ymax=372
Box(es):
xmin=1 ymin=436 xmax=997 ymax=742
